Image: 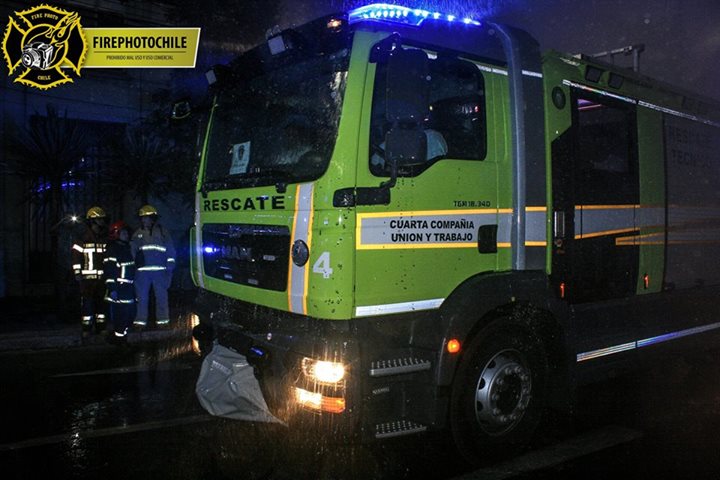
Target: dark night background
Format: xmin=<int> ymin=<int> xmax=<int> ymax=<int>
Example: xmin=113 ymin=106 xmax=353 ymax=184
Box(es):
xmin=196 ymin=0 xmax=720 ymax=101
xmin=293 ymin=0 xmax=720 ymax=102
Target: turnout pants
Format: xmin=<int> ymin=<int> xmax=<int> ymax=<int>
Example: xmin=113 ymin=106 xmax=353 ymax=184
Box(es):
xmin=109 ymin=302 xmax=136 ymax=337
xmin=80 ymin=279 xmax=106 ymax=331
xmin=134 ymin=270 xmax=170 ymax=325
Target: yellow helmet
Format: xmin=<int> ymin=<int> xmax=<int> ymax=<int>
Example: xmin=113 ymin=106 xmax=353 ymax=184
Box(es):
xmin=86 ymin=206 xmax=106 ymax=219
xmin=138 ymin=204 xmax=158 ymax=217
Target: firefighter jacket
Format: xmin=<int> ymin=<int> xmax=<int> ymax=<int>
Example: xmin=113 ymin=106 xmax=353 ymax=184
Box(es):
xmin=131 ymin=224 xmax=176 ymax=273
xmin=103 ymin=240 xmax=135 ymax=304
xmin=72 ymin=227 xmax=107 ymax=280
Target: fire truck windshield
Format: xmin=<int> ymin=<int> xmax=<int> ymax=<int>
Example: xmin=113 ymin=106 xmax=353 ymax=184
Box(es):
xmin=202 ymin=49 xmax=349 ymax=190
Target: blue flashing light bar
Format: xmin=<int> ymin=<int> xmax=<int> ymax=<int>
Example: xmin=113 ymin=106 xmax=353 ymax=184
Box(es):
xmin=348 ymin=3 xmax=481 ymax=27
xmin=35 ymin=180 xmax=83 ymax=193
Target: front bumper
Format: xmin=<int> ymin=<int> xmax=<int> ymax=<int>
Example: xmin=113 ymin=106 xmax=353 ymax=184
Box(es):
xmin=192 ymin=290 xmax=449 ymax=441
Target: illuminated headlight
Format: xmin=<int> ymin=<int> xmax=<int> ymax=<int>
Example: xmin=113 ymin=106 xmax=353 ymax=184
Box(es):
xmin=302 ymin=358 xmax=345 ymax=383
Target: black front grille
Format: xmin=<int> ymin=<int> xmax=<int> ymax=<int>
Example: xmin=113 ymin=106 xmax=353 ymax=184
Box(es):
xmin=202 ymin=223 xmax=290 ymax=291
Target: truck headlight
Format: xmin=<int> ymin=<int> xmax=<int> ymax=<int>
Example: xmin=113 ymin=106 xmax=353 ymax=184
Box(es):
xmin=302 ymin=358 xmax=345 ymax=383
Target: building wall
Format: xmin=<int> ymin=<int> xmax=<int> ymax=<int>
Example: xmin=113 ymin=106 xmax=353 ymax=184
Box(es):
xmin=0 ymin=0 xmax=195 ymax=298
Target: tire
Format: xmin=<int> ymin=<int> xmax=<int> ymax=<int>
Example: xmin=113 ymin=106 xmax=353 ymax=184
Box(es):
xmin=449 ymin=318 xmax=548 ymax=466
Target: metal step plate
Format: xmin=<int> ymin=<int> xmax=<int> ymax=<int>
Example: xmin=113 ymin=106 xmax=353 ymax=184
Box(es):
xmin=375 ymin=420 xmax=428 ymax=439
xmin=369 ymin=357 xmax=431 ymax=377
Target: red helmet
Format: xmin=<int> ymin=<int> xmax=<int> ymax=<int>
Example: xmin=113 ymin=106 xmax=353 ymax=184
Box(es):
xmin=108 ymin=220 xmax=129 ymax=240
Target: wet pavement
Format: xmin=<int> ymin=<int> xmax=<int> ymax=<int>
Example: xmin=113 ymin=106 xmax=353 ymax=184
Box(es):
xmin=1 ymin=316 xmax=720 ymax=479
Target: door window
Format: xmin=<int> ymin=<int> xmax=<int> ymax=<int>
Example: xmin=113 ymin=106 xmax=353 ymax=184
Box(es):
xmin=574 ymin=94 xmax=638 ymax=204
xmin=369 ymin=50 xmax=487 ymax=177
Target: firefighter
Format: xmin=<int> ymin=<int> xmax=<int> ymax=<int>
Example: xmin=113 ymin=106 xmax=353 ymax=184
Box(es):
xmin=103 ymin=221 xmax=135 ymax=344
xmin=131 ymin=204 xmax=175 ymax=330
xmin=72 ymin=206 xmax=109 ymax=336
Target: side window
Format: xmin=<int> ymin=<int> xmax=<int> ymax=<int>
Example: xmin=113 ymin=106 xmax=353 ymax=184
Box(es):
xmin=573 ymin=93 xmax=638 ymax=204
xmin=369 ymin=50 xmax=487 ymax=177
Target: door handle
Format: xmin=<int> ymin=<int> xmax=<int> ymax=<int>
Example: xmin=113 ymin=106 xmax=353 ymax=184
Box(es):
xmin=478 ymin=224 xmax=498 ymax=253
xmin=553 ymin=211 xmax=566 ymax=239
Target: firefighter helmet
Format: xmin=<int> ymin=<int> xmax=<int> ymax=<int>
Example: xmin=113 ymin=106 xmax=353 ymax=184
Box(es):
xmin=108 ymin=220 xmax=129 ymax=240
xmin=86 ymin=206 xmax=106 ymax=219
xmin=138 ymin=204 xmax=158 ymax=217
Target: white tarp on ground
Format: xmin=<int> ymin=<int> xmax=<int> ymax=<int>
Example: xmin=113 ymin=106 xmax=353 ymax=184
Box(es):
xmin=196 ymin=343 xmax=285 ymax=424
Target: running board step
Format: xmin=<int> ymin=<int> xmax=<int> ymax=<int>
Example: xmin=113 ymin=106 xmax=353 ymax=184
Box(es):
xmin=375 ymin=420 xmax=427 ymax=439
xmin=369 ymin=358 xmax=431 ymax=377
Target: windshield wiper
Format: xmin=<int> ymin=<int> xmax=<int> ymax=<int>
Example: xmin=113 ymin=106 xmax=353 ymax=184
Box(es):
xmin=202 ymin=168 xmax=293 ymax=195
xmin=243 ymin=168 xmax=290 ymax=179
xmin=201 ymin=176 xmax=249 ymax=196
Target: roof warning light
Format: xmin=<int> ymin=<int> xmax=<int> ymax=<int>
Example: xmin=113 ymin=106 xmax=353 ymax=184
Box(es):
xmin=348 ymin=3 xmax=481 ymax=27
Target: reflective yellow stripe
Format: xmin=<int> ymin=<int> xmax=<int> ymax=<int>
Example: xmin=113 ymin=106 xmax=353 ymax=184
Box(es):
xmin=138 ymin=266 xmax=167 ymax=271
xmin=288 ymin=183 xmax=314 ymax=314
xmin=105 ymin=297 xmax=135 ymax=304
xmin=303 ymin=187 xmax=315 ymax=315
xmin=140 ymin=245 xmax=167 ymax=252
xmin=575 ymin=227 xmax=637 ymax=240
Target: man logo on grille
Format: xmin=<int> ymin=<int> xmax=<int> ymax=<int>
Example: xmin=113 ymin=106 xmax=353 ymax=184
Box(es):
xmin=2 ymin=5 xmax=86 ymax=89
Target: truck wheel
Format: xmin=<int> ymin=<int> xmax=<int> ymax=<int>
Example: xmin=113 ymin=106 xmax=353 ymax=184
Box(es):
xmin=449 ymin=320 xmax=547 ymax=465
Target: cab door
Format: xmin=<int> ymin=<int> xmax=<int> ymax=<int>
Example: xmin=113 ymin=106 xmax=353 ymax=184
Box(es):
xmin=352 ymin=41 xmax=504 ymax=316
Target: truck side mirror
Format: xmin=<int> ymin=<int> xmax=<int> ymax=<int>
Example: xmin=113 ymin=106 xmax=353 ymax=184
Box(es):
xmin=385 ymin=48 xmax=430 ymax=123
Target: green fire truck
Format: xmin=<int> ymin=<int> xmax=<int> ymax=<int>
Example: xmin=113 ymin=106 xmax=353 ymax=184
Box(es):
xmin=188 ymin=3 xmax=720 ymax=462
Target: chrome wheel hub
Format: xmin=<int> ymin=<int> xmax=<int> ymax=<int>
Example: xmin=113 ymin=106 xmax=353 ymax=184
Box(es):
xmin=474 ymin=349 xmax=532 ymax=436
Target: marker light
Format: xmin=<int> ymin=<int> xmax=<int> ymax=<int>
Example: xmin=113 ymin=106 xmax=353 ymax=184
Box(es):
xmin=302 ymin=358 xmax=346 ymax=383
xmin=447 ymin=339 xmax=461 ymax=354
xmin=190 ymin=313 xmax=201 ymax=355
xmin=295 ymin=387 xmax=346 ymax=413
xmin=348 ymin=3 xmax=481 ymax=27
xmin=327 ymin=18 xmax=343 ymax=29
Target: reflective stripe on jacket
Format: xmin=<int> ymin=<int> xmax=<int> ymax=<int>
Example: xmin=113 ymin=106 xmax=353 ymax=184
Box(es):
xmin=131 ymin=224 xmax=176 ymax=273
xmin=72 ymin=228 xmax=107 ymax=280
xmin=103 ymin=240 xmax=136 ymax=303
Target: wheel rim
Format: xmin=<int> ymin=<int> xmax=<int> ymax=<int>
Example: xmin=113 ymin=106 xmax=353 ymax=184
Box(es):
xmin=474 ymin=348 xmax=532 ymax=436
